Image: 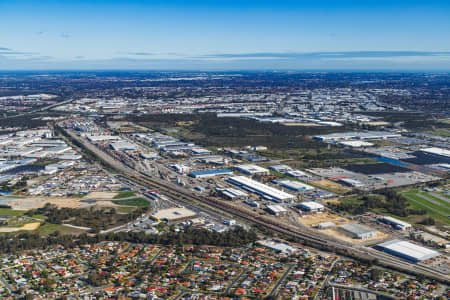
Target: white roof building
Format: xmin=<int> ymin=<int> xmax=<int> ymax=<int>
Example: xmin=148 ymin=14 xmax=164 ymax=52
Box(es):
xmin=226 ymin=176 xmax=294 ymax=202
xmin=339 ymin=141 xmax=374 ymax=148
xmin=235 ymin=164 xmax=270 ymax=175
xmin=280 ymin=180 xmax=315 ymax=192
xmin=110 ymin=141 xmax=138 ymax=151
xmin=266 ymin=205 xmax=288 ymax=216
xmin=420 ymin=147 xmax=450 ymax=159
xmin=297 ymin=201 xmax=324 ymax=212
xmin=376 ymin=239 xmax=441 ymax=262
xmin=379 ymin=216 xmax=412 ymax=230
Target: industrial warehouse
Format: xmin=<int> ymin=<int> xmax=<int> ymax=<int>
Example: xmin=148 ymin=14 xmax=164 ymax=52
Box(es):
xmin=338 ymin=223 xmax=377 ymax=240
xmin=188 ymin=169 xmax=233 ymax=178
xmin=279 ymin=180 xmax=315 ymax=192
xmin=226 ymin=176 xmax=295 ymax=202
xmin=375 ymin=239 xmax=441 ymax=263
xmin=379 ymin=216 xmax=412 ymax=230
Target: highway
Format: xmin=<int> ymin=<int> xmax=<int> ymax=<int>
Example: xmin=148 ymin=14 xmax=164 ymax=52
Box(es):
xmin=59 ymin=126 xmax=450 ymax=284
xmin=1 ymin=98 xmax=75 ymax=120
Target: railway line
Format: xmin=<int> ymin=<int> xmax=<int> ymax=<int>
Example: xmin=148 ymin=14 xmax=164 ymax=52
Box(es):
xmin=60 ymin=126 xmax=450 ymax=284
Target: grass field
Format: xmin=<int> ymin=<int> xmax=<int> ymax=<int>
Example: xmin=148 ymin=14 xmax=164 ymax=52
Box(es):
xmin=113 ymin=191 xmax=136 ymax=199
xmin=112 ymin=197 xmax=149 ymax=207
xmin=401 ymin=189 xmax=450 ymax=225
xmin=0 ymin=208 xmax=26 ymax=217
xmin=33 ymin=223 xmax=86 ymax=236
xmin=428 ymin=130 xmax=450 ymax=137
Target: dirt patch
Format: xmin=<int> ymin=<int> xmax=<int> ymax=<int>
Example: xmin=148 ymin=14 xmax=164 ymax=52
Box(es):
xmin=21 ymin=222 xmax=41 ymax=230
xmin=298 ymin=211 xmax=350 ymax=227
xmin=0 ymin=222 xmax=41 ymax=232
xmin=79 ymin=200 xmax=119 ymax=208
xmin=297 ymin=212 xmax=388 ymax=244
xmin=84 ymin=191 xmax=118 ymax=200
xmin=8 ymin=197 xmax=83 ymax=210
xmin=310 ymin=179 xmax=352 ymax=194
xmin=321 ymin=227 xmax=389 ymax=245
xmin=0 ymin=227 xmax=22 ymax=232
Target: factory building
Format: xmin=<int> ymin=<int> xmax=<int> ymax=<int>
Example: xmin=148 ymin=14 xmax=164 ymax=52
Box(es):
xmin=279 ymin=180 xmax=315 ymax=192
xmin=338 ymin=178 xmax=364 ymax=188
xmin=110 ymin=141 xmax=138 ymax=151
xmin=188 ymin=169 xmax=233 ymax=178
xmin=86 ymin=134 xmax=120 ymax=142
xmin=235 ymin=164 xmax=270 ymax=176
xmin=317 ymin=222 xmax=336 ymax=229
xmin=226 ymin=176 xmax=294 ymax=202
xmin=171 ymin=164 xmax=190 ymax=174
xmin=375 ymin=239 xmax=441 ymax=263
xmin=419 ymin=147 xmax=450 ymax=163
xmin=266 ymin=205 xmax=289 ymax=216
xmin=313 ymin=131 xmax=401 ymax=142
xmin=339 ymin=141 xmax=374 ymax=148
xmin=379 ymin=216 xmax=412 ymax=230
xmin=218 ymin=187 xmax=248 ymax=200
xmin=258 ymin=240 xmax=298 ymax=254
xmin=286 ymin=170 xmax=309 ymax=178
xmin=297 ymin=201 xmax=325 ymax=212
xmin=140 ymin=152 xmax=160 ymax=160
xmin=339 ymin=223 xmax=377 ymax=240
xmin=190 ymin=147 xmax=212 ymax=155
xmin=269 ymin=164 xmax=293 ymax=173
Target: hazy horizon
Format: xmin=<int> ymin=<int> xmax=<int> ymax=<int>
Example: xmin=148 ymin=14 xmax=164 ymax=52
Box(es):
xmin=1 ymin=0 xmax=450 ymax=70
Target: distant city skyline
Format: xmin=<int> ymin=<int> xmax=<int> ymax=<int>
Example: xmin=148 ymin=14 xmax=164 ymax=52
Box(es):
xmin=1 ymin=0 xmax=450 ymax=70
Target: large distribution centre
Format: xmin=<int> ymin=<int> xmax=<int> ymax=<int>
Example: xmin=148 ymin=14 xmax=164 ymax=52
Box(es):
xmin=375 ymin=239 xmax=441 ymax=263
xmin=226 ymin=176 xmax=294 ymax=202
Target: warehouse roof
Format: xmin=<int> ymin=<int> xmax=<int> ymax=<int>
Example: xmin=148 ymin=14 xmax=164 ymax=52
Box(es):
xmin=236 ymin=164 xmax=269 ymax=174
xmin=420 ymin=147 xmax=450 ymax=158
xmin=381 ymin=216 xmax=411 ymax=228
xmin=280 ymin=180 xmax=314 ymax=191
xmin=339 ymin=141 xmax=374 ymax=148
xmin=298 ymin=201 xmax=324 ymax=210
xmin=376 ymin=239 xmax=441 ymax=262
xmin=227 ymin=176 xmax=294 ymax=201
xmin=339 ymin=223 xmax=375 ymax=235
xmin=188 ymin=169 xmax=233 ymax=177
xmin=267 ymin=205 xmax=288 ymax=213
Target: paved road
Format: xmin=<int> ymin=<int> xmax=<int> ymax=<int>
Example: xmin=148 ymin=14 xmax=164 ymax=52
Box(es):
xmin=61 ymin=125 xmax=450 ymax=283
xmin=224 ymin=266 xmax=248 ymax=295
xmin=1 ymin=98 xmax=75 ymax=120
xmin=0 ymin=275 xmax=13 ymax=293
xmin=269 ymin=264 xmax=294 ymax=296
xmin=314 ymin=258 xmax=339 ymax=300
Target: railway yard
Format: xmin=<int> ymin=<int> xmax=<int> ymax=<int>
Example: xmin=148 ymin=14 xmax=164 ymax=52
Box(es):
xmin=0 ymin=114 xmax=449 ymax=298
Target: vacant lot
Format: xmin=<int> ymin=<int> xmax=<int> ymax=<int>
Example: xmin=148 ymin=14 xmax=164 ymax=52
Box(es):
xmin=297 ymin=212 xmax=387 ymax=244
xmin=85 ymin=191 xmax=119 ymax=199
xmin=8 ymin=197 xmax=83 ymax=210
xmin=297 ymin=211 xmax=350 ymax=227
xmin=309 ymin=179 xmax=352 ymax=194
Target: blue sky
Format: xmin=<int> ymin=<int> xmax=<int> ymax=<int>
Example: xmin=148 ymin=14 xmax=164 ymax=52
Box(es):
xmin=1 ymin=0 xmax=450 ymax=70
